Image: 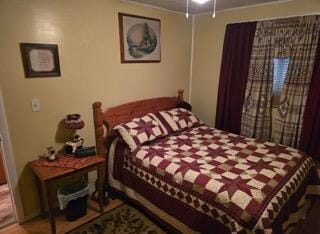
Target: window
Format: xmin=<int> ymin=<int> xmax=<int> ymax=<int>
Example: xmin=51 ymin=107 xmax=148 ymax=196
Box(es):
xmin=272 ymin=58 xmax=290 ymax=107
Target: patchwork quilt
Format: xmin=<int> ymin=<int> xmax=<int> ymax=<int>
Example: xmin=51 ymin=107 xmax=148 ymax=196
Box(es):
xmin=111 ymin=125 xmax=319 ymax=233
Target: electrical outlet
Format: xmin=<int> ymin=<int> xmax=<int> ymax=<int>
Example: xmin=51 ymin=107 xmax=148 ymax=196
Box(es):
xmin=31 ymin=99 xmax=40 ymax=112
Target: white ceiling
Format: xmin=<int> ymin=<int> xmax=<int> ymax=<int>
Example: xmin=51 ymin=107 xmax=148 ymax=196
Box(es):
xmin=122 ymin=0 xmax=291 ymax=14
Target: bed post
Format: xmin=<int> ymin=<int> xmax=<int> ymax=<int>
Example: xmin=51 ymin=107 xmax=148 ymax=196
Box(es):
xmin=92 ymin=102 xmax=108 ymax=204
xmin=93 ymin=102 xmax=106 ymax=159
xmin=178 ymin=89 xmax=184 ymax=102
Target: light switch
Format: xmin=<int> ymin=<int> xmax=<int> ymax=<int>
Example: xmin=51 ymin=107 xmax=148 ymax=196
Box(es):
xmin=31 ymin=99 xmax=40 ymax=112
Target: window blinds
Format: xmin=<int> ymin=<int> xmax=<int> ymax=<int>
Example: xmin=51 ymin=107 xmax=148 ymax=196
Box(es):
xmin=272 ymin=58 xmax=290 ymax=106
xmin=273 ymin=58 xmax=289 ymax=95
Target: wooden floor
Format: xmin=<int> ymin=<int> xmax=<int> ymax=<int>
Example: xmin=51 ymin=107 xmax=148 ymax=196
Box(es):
xmin=0 ymin=199 xmax=123 ymax=234
xmin=291 ymin=199 xmax=320 ymax=234
xmin=0 ymin=184 xmax=15 ymax=229
xmin=1 ymin=197 xmax=319 ymax=234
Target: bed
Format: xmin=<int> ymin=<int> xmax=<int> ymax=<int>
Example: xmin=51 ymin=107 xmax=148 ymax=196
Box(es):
xmin=92 ymin=90 xmax=320 ymax=234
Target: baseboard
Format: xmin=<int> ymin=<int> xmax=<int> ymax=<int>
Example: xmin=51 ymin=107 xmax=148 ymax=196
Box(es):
xmin=21 ymin=210 xmax=41 ymax=223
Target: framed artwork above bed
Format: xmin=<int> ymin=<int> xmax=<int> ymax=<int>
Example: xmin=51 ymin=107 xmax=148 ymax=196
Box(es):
xmin=118 ymin=13 xmax=161 ymax=63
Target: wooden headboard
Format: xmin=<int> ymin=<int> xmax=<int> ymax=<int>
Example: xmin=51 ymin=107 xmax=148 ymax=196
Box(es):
xmin=92 ymin=90 xmax=184 ymax=159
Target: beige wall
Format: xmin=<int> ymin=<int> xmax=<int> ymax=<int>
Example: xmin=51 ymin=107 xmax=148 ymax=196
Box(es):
xmin=191 ymin=0 xmax=320 ymax=126
xmin=0 ymin=0 xmax=192 ymax=217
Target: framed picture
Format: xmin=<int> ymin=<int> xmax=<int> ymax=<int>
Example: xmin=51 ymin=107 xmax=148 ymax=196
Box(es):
xmin=20 ymin=43 xmax=61 ymax=78
xmin=118 ymin=13 xmax=161 ymax=63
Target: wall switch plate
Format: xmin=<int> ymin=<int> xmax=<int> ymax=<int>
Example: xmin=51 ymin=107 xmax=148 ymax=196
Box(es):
xmin=31 ymin=99 xmax=40 ymax=112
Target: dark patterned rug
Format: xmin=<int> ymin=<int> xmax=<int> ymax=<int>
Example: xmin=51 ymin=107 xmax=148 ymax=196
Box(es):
xmin=68 ymin=203 xmax=166 ymax=234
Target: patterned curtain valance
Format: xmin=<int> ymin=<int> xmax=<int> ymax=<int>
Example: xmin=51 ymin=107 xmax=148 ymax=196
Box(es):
xmin=255 ymin=16 xmax=320 ymax=58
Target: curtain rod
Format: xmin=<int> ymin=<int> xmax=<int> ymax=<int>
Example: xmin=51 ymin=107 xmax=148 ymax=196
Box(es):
xmin=229 ymin=12 xmax=320 ymax=24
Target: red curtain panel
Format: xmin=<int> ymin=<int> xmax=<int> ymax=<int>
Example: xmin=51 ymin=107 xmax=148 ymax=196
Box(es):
xmin=300 ymin=36 xmax=320 ymax=160
xmin=215 ymin=22 xmax=257 ymax=134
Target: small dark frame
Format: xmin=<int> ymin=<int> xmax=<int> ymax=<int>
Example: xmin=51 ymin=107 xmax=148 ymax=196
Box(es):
xmin=118 ymin=13 xmax=161 ymax=63
xmin=20 ymin=43 xmax=61 ymax=78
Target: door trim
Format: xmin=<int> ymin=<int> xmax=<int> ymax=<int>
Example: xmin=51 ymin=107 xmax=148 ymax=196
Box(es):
xmin=0 ymin=95 xmax=24 ymax=223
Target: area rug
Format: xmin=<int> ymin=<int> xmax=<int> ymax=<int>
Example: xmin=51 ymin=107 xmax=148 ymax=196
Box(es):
xmin=68 ymin=203 xmax=166 ymax=234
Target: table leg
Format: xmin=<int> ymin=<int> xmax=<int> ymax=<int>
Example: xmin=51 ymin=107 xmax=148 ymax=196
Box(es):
xmin=42 ymin=181 xmax=56 ymax=234
xmin=97 ymin=161 xmax=106 ymax=212
xmin=35 ymin=177 xmax=45 ymax=218
xmin=84 ymin=173 xmax=89 ymax=185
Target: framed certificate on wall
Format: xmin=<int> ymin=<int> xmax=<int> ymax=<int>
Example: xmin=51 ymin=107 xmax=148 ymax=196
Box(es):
xmin=20 ymin=43 xmax=61 ymax=78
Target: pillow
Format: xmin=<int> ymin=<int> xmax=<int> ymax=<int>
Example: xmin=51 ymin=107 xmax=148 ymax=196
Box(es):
xmin=176 ymin=101 xmax=192 ymax=111
xmin=114 ymin=113 xmax=167 ymax=152
xmin=157 ymin=108 xmax=202 ymax=133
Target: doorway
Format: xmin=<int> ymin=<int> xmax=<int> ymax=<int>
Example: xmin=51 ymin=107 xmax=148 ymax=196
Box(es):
xmin=0 ymin=147 xmax=15 ymax=229
xmin=0 ymin=93 xmax=24 ymax=226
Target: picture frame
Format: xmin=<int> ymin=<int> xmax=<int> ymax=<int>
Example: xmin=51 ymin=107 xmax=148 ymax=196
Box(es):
xmin=20 ymin=43 xmax=61 ymax=78
xmin=118 ymin=13 xmax=161 ymax=63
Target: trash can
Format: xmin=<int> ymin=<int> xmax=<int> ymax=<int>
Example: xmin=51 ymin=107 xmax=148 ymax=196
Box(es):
xmin=57 ymin=181 xmax=92 ymax=221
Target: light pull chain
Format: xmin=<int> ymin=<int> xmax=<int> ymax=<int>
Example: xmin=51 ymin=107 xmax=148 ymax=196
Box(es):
xmin=212 ymin=0 xmax=216 ymax=18
xmin=186 ymin=0 xmax=189 ymax=18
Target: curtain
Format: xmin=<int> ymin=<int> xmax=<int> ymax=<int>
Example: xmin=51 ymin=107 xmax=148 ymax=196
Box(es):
xmin=215 ymin=22 xmax=257 ymax=134
xmin=299 ymin=35 xmax=320 ymax=160
xmin=241 ymin=15 xmax=320 ymax=145
xmin=241 ymin=20 xmax=275 ymax=140
xmin=272 ymin=16 xmax=320 ymax=147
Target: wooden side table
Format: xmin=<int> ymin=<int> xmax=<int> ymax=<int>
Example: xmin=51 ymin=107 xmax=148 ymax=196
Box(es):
xmin=29 ymin=155 xmax=106 ymax=234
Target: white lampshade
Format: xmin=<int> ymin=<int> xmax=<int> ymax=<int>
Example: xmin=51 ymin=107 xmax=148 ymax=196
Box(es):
xmin=192 ymin=0 xmax=210 ymax=4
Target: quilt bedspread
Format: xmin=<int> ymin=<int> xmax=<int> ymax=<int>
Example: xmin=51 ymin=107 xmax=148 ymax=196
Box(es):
xmin=120 ymin=125 xmax=316 ymax=233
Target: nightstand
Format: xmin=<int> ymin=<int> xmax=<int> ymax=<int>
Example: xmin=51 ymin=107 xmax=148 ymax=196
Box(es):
xmin=29 ymin=155 xmax=106 ymax=234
